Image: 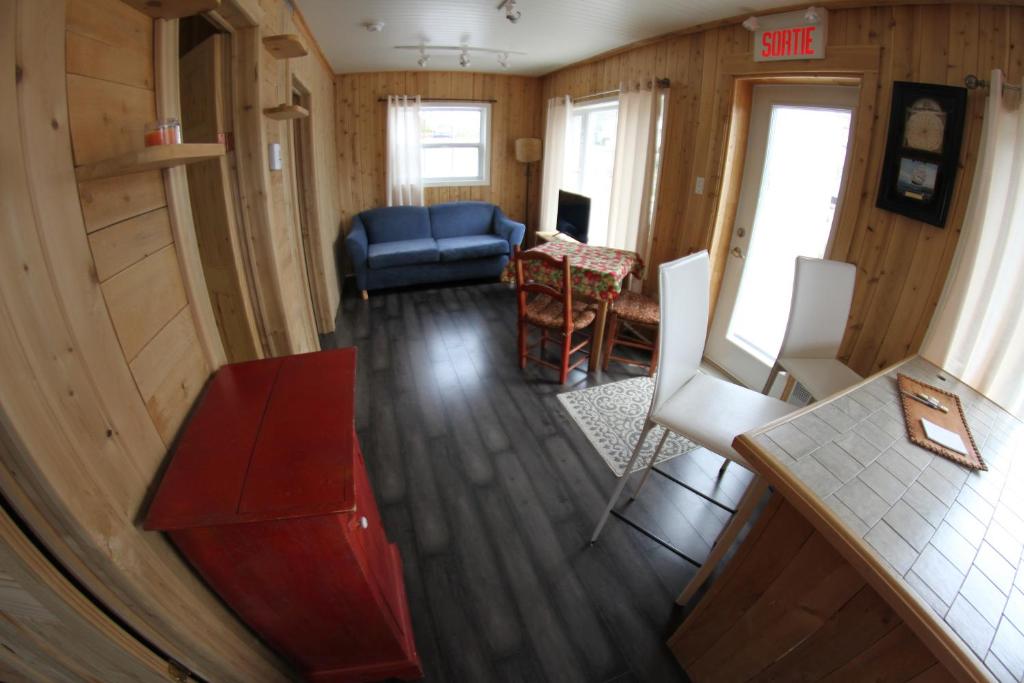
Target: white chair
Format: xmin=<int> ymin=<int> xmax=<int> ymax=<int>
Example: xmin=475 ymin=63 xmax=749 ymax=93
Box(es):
xmin=763 ymin=256 xmax=861 ymax=401
xmin=589 ymin=251 xmax=792 ymax=604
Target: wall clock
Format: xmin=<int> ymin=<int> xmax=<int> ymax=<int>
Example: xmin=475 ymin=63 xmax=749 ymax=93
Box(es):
xmin=876 ymin=81 xmax=967 ymax=228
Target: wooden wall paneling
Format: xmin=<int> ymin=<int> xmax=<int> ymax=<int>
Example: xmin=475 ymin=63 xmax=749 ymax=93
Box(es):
xmin=0 ymin=505 xmax=170 ymax=683
xmin=129 ymin=306 xmax=211 ymax=444
xmin=155 ymin=18 xmax=229 ymax=371
xmin=78 ymin=170 xmax=167 ymax=232
xmin=87 ymin=207 xmax=174 ymax=281
xmin=66 ymin=74 xmax=156 ymax=166
xmin=66 ymin=28 xmax=154 ymax=90
xmin=101 ymin=245 xmax=189 ymax=361
xmin=2 ymin=1 xmax=292 ymax=679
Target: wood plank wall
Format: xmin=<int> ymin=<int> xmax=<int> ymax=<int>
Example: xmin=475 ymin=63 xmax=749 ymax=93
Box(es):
xmin=334 ymin=72 xmax=544 ymax=242
xmin=542 ymin=3 xmax=1024 ymax=377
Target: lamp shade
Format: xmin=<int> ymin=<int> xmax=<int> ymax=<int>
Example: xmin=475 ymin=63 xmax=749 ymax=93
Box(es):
xmin=515 ymin=137 xmax=542 ymax=163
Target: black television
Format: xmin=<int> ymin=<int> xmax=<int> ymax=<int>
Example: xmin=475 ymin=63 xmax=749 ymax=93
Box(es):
xmin=556 ymin=190 xmax=591 ymax=243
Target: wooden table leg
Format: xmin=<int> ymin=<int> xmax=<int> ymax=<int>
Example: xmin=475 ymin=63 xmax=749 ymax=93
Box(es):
xmin=590 ymin=300 xmax=609 ymax=372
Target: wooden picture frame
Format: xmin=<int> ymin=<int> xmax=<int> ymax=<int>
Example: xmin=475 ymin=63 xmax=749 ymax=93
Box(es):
xmin=875 ymin=81 xmax=967 ymax=227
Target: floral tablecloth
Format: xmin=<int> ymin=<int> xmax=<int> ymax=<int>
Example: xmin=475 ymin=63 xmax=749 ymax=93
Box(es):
xmin=504 ymin=242 xmax=645 ymax=301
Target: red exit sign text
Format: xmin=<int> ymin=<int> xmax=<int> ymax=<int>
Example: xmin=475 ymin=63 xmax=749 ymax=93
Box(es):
xmin=752 ymin=9 xmax=828 ymax=62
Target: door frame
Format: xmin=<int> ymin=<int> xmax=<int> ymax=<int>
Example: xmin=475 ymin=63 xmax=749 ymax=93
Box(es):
xmin=706 ymin=47 xmax=882 ymax=330
xmin=289 ymin=75 xmax=332 ymax=333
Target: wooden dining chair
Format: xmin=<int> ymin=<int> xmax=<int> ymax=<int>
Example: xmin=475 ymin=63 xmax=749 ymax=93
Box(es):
xmin=602 ymin=291 xmax=660 ymax=376
xmin=514 ymin=246 xmax=596 ymax=384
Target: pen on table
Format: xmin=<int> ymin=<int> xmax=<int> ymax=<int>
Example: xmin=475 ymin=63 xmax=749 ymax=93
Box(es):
xmin=901 ymin=391 xmax=949 ymax=413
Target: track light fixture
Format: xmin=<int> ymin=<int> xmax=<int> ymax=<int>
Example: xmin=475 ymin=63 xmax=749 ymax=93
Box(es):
xmin=498 ymin=0 xmax=521 ymax=24
xmin=395 ymin=45 xmax=527 ymax=70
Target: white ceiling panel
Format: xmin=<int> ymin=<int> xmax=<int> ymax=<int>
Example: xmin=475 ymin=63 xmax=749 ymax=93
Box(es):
xmin=295 ymin=0 xmax=798 ymax=76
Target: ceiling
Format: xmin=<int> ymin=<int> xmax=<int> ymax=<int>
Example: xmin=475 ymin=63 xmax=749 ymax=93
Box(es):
xmin=294 ymin=0 xmax=798 ymax=76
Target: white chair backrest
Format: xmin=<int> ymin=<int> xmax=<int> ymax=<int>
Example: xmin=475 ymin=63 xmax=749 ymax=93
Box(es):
xmin=651 ymin=251 xmax=709 ymax=414
xmin=778 ymin=256 xmax=857 ymax=360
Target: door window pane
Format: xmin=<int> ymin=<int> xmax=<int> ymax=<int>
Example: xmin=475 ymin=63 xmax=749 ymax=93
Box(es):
xmin=727 ymin=105 xmax=853 ymax=362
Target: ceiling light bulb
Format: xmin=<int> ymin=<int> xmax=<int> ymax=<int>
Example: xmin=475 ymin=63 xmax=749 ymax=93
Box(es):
xmin=741 ymin=16 xmax=760 ymax=31
xmin=417 ymin=52 xmax=430 ymax=68
xmin=498 ymin=52 xmax=510 ymax=69
xmin=503 ymin=0 xmax=521 ymax=23
xmin=804 ymin=6 xmax=820 ymax=23
xmin=459 ymin=50 xmax=471 ymax=68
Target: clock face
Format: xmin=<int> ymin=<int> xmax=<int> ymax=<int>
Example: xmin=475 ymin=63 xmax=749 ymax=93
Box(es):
xmin=904 ymin=98 xmax=946 ymax=153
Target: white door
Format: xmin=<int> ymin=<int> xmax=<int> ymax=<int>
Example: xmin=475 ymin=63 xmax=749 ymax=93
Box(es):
xmin=706 ymin=84 xmax=858 ymax=390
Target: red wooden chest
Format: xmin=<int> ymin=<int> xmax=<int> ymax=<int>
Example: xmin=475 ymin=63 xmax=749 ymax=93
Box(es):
xmin=145 ymin=348 xmax=421 ymax=683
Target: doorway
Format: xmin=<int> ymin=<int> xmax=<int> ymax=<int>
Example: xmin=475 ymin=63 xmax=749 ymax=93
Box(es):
xmin=705 ymin=84 xmax=858 ymax=390
xmin=179 ymin=17 xmax=263 ymax=363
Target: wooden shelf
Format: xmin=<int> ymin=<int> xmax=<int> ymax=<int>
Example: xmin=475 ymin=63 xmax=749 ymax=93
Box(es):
xmin=263 ymin=104 xmax=309 ymax=121
xmin=120 ymin=0 xmax=221 ymax=19
xmin=262 ymin=34 xmax=308 ymax=59
xmin=75 ymin=144 xmax=226 ymax=182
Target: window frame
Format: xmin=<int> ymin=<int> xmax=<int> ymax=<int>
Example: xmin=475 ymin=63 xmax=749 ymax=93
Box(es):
xmin=420 ymin=102 xmax=492 ymax=187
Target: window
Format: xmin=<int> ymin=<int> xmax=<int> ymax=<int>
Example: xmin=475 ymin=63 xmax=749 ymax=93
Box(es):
xmin=420 ymin=103 xmax=491 ymax=186
xmin=562 ymin=99 xmax=619 ymax=246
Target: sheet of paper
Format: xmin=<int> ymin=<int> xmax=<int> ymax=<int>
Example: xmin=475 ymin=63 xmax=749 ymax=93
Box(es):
xmin=921 ymin=418 xmax=968 ymax=455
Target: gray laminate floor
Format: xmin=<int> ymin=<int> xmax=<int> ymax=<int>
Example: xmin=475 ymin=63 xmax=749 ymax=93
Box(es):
xmin=320 ymin=280 xmax=759 ymax=683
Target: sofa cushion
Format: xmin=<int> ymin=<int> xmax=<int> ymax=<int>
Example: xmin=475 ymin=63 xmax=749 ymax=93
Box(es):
xmin=360 ymin=206 xmax=431 ymax=244
xmin=436 ymin=235 xmax=510 ymax=262
xmin=429 ymin=201 xmax=496 ymax=239
xmin=367 ymin=239 xmax=439 ymax=269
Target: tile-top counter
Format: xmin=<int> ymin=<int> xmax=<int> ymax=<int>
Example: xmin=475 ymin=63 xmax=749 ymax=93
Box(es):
xmin=735 ymin=356 xmax=1024 ymax=683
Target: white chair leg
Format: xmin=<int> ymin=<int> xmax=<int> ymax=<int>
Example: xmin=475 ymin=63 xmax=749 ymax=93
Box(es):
xmin=630 ymin=428 xmax=670 ymax=501
xmin=762 ymin=362 xmax=781 ymax=395
xmin=589 ymin=418 xmax=655 ymax=544
xmin=717 ymin=458 xmax=730 ymax=478
xmin=675 ymin=476 xmax=769 ymax=606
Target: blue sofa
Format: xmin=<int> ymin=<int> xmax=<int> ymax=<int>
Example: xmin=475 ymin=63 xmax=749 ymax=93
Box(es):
xmin=345 ymin=201 xmax=525 ymax=296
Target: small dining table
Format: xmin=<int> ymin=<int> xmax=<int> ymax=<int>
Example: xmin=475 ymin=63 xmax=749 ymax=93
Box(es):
xmin=508 ymin=241 xmax=645 ymax=372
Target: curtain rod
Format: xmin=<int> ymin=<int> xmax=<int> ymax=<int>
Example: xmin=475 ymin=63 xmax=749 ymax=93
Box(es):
xmin=572 ymin=77 xmax=670 ymax=104
xmin=377 ymin=96 xmax=498 ymax=103
xmin=964 ymin=73 xmax=1021 ymax=95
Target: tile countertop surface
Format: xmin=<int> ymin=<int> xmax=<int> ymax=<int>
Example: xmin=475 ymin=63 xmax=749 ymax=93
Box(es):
xmin=746 ymin=356 xmax=1024 ymax=683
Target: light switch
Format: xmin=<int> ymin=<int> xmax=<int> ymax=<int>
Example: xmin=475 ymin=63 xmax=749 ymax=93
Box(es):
xmin=695 ymin=176 xmax=705 ymax=195
xmin=268 ymin=143 xmax=283 ymax=171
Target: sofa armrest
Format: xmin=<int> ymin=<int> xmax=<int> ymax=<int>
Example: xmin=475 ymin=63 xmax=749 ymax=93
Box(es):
xmin=345 ymin=215 xmax=370 ymax=290
xmin=494 ymin=209 xmax=526 ymax=251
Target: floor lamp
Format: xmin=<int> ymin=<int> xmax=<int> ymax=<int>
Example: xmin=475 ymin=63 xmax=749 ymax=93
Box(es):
xmin=515 ymin=138 xmax=542 ymax=240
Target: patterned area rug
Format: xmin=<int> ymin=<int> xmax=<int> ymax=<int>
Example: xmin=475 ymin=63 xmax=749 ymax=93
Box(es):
xmin=557 ymin=377 xmax=698 ymax=478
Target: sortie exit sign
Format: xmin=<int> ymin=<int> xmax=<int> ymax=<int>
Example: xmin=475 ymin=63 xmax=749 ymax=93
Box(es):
xmin=752 ymin=8 xmax=828 ymax=62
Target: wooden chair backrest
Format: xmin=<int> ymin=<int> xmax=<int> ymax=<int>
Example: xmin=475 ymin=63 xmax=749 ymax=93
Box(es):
xmin=513 ymin=246 xmax=575 ymax=334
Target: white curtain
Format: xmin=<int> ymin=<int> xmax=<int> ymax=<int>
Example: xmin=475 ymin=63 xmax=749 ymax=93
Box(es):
xmin=386 ymin=95 xmax=424 ymax=207
xmin=606 ymin=83 xmax=659 ymax=254
xmin=922 ymin=69 xmax=1024 ymax=418
xmin=539 ymin=95 xmax=572 ymax=231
